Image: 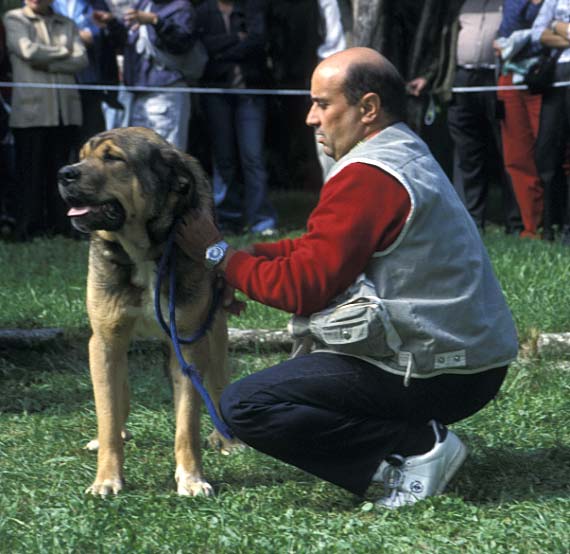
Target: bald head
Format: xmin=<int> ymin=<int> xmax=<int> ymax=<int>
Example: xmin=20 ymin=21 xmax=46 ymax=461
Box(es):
xmin=314 ymin=47 xmax=407 ymax=125
xmin=317 ymin=47 xmax=386 ymax=74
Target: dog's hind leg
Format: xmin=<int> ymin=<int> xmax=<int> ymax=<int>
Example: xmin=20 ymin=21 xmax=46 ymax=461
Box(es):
xmin=169 ymin=340 xmax=214 ymax=497
xmin=86 ymin=327 xmax=133 ymax=496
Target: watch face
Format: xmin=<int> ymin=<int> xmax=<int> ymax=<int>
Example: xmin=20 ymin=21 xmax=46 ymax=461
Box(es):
xmin=209 ymin=245 xmax=224 ymax=261
xmin=205 ymin=241 xmax=228 ymax=268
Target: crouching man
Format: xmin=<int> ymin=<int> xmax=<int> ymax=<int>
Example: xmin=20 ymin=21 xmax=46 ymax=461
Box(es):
xmin=176 ymin=47 xmax=518 ymax=509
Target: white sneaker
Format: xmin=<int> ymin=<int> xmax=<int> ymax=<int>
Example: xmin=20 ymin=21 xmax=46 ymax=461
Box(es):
xmin=374 ymin=420 xmax=468 ymax=509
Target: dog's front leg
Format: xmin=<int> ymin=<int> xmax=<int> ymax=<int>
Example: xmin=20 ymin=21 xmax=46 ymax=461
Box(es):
xmin=204 ymin=313 xmax=244 ymax=455
xmin=170 ymin=341 xmax=214 ymax=497
xmin=87 ymin=331 xmax=131 ymax=496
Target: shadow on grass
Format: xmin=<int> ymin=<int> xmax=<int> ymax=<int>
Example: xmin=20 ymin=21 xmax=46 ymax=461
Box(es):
xmin=0 ymin=340 xmax=172 ymax=414
xmin=460 ymin=445 xmax=570 ymax=504
xmin=0 ymin=342 xmax=92 ymax=414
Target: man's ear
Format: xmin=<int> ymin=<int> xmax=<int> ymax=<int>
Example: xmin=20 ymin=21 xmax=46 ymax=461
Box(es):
xmin=360 ymin=92 xmax=381 ymax=123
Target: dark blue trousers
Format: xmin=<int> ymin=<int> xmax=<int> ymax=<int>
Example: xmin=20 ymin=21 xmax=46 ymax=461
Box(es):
xmin=203 ymin=94 xmax=277 ymax=233
xmin=220 ymin=353 xmax=507 ymax=496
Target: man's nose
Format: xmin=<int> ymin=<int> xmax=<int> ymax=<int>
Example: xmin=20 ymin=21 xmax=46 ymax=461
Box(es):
xmin=305 ymin=104 xmax=318 ymax=127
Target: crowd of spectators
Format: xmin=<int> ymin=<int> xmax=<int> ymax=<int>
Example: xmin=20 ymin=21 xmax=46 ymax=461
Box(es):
xmin=1 ymin=0 xmax=570 ymax=245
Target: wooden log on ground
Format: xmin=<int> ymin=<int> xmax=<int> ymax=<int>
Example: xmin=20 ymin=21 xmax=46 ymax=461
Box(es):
xmin=228 ymin=328 xmax=293 ymax=351
xmin=0 ymin=327 xmax=293 ymax=351
xmin=536 ymin=333 xmax=570 ymax=357
xmin=0 ymin=328 xmax=64 ymax=348
xmin=131 ymin=328 xmax=294 ymax=352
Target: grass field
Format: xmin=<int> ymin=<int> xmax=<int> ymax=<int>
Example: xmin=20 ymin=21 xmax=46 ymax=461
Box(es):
xmin=1 ymin=212 xmax=570 ymax=553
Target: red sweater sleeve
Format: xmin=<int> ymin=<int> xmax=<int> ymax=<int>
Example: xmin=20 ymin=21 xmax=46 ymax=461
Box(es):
xmin=225 ymin=162 xmax=411 ymax=316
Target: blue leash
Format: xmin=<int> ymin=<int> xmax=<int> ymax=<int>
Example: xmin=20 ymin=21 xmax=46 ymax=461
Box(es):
xmin=154 ymin=226 xmax=233 ymax=440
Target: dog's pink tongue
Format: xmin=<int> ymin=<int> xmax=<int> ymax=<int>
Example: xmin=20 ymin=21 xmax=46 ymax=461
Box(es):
xmin=67 ymin=207 xmax=91 ymax=217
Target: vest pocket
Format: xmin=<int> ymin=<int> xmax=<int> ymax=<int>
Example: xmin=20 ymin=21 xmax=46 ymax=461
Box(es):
xmin=290 ymin=296 xmax=403 ymax=359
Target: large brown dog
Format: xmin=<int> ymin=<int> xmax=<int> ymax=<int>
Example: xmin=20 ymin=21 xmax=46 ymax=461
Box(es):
xmin=58 ymin=127 xmax=239 ymax=496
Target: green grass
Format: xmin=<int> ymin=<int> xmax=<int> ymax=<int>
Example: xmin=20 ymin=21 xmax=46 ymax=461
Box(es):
xmin=1 ymin=210 xmax=570 ymax=553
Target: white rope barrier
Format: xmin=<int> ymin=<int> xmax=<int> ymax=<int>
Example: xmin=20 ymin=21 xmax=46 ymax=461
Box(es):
xmin=2 ymin=80 xmax=570 ymax=95
xmin=0 ymin=81 xmax=309 ymax=95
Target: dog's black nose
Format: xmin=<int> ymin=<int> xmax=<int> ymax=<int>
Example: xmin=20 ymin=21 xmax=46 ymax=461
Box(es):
xmin=58 ymin=165 xmax=81 ymax=185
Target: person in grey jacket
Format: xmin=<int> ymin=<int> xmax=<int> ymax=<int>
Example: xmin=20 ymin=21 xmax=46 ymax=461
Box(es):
xmin=176 ymin=48 xmax=518 ymax=510
xmin=3 ymin=0 xmax=88 ymax=239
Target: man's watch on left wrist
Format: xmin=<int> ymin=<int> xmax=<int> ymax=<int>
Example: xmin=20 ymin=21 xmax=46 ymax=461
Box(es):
xmin=205 ymin=240 xmax=229 ymax=270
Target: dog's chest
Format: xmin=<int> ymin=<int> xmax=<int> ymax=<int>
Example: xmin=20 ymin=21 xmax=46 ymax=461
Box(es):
xmin=129 ymin=260 xmax=165 ymax=338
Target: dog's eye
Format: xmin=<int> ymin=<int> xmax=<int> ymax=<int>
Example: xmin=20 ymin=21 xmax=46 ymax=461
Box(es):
xmin=103 ymin=151 xmax=125 ymax=163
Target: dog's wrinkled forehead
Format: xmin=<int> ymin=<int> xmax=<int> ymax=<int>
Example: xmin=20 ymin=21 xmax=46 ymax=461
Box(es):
xmin=81 ymin=127 xmax=168 ymax=161
xmin=80 ymin=136 xmax=126 ymax=161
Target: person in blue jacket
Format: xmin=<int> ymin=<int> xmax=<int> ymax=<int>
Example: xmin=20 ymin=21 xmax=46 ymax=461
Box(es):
xmin=94 ymin=0 xmax=197 ymax=151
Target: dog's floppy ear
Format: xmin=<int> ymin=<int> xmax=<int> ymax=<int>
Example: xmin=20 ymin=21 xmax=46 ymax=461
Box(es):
xmin=148 ymin=145 xmax=202 ymax=210
xmin=162 ymin=148 xmax=192 ymax=193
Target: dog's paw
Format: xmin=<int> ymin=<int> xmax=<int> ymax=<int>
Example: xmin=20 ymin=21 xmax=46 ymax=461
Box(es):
xmin=206 ymin=430 xmax=246 ymax=456
xmin=84 ymin=429 xmax=133 ymax=452
xmin=175 ymin=467 xmax=214 ymax=497
xmin=84 ymin=438 xmax=100 ymax=451
xmin=86 ymin=477 xmax=124 ymax=497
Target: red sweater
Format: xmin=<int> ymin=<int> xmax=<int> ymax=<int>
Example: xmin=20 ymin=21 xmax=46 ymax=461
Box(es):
xmin=225 ymin=162 xmax=411 ymax=316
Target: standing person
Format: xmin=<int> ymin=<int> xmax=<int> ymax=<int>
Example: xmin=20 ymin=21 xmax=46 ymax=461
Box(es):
xmin=196 ymin=0 xmax=278 ymax=236
xmin=351 ymin=0 xmax=464 ymax=179
xmin=531 ymin=0 xmax=570 ymax=243
xmin=52 ymin=0 xmax=119 ymax=145
xmin=176 ymin=48 xmax=518 ymax=509
xmin=314 ymin=0 xmax=347 ymax=181
xmin=265 ymin=0 xmax=323 ymax=192
xmin=447 ymin=0 xmax=522 ymax=234
xmin=93 ymin=0 xmax=196 ymax=151
xmin=3 ymin=0 xmax=88 ymax=239
xmin=495 ymin=0 xmax=544 ymax=240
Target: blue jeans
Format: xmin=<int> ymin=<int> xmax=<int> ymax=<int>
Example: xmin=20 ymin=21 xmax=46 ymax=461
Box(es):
xmin=204 ymin=94 xmax=277 ymax=232
xmin=130 ymin=84 xmax=190 ymax=151
xmin=220 ymin=353 xmax=507 ymax=496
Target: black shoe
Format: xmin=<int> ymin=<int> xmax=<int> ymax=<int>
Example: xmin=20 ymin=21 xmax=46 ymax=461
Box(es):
xmin=505 ymin=224 xmax=523 ymax=236
xmin=0 ymin=214 xmax=16 ymax=240
xmin=560 ymin=225 xmax=570 ymax=246
xmin=542 ymin=227 xmax=555 ymax=242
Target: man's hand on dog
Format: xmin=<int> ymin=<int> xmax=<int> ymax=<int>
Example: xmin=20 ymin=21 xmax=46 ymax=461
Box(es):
xmin=222 ymin=285 xmax=247 ymax=316
xmin=176 ymin=211 xmax=246 ymax=316
xmin=176 ymin=209 xmax=223 ymax=263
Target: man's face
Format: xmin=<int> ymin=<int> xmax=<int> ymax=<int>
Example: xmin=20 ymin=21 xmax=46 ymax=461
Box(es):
xmin=25 ymin=0 xmax=53 ymax=15
xmin=306 ymin=66 xmax=365 ymax=161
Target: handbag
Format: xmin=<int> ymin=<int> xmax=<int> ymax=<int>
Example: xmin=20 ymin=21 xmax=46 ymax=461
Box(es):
xmin=524 ymin=48 xmax=562 ymax=94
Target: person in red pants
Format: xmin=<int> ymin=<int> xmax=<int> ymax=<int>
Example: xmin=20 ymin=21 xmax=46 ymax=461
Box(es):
xmin=495 ymin=0 xmax=544 ymax=239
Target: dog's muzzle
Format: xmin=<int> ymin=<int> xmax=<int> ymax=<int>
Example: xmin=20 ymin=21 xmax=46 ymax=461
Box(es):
xmin=57 ymin=163 xmax=126 ymax=233
xmin=58 ymin=164 xmax=81 ymax=187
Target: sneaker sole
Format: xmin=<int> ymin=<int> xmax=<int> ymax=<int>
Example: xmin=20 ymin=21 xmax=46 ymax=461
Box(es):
xmin=435 ymin=437 xmax=468 ymax=495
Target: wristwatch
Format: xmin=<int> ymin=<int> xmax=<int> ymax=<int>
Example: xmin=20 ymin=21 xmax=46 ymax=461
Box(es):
xmin=205 ymin=240 xmax=229 ymax=269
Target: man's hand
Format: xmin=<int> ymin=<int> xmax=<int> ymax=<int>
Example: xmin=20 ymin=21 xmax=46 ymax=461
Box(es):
xmin=92 ymin=10 xmax=114 ymax=28
xmin=493 ymin=39 xmax=503 ymax=58
xmin=123 ymin=9 xmax=158 ymax=31
xmin=79 ymin=28 xmax=94 ymax=46
xmin=406 ymin=77 xmax=428 ymax=97
xmin=176 ymin=209 xmax=223 ymax=264
xmin=222 ymin=284 xmax=247 ymax=316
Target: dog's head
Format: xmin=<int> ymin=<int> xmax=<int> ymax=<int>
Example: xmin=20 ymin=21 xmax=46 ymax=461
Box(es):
xmin=58 ymin=127 xmax=209 ymax=242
